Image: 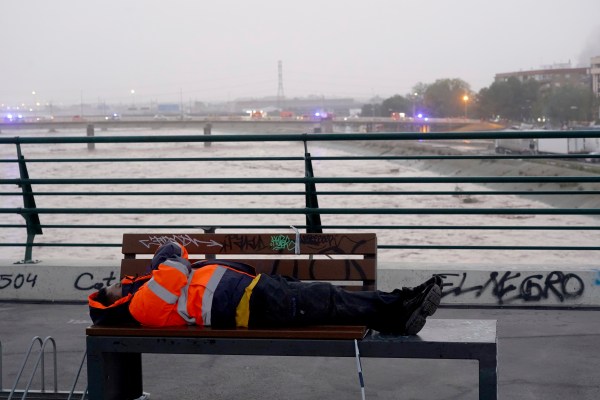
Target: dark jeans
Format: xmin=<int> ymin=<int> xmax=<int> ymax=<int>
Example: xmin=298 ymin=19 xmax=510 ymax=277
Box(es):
xmin=248 ymin=274 xmax=406 ymax=332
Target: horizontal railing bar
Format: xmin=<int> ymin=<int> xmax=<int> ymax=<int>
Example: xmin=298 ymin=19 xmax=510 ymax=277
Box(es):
xmin=0 ymin=156 xmax=304 ymax=163
xmin=2 ymin=130 xmax=600 ymax=145
xmin=3 ymin=176 xmax=600 ymax=185
xmin=4 ymin=207 xmax=600 ymax=215
xmin=317 ymin=154 xmax=600 ymax=160
xmin=0 ymin=191 xmax=305 ymax=196
xmin=0 ymin=243 xmax=122 ymax=247
xmin=1 ymin=154 xmax=600 ymax=163
xmin=2 ymin=190 xmax=600 ymax=196
xmin=2 ymin=242 xmax=599 ymax=251
xmin=2 ymin=224 xmax=289 ymax=229
xmin=4 ymin=224 xmax=600 ymax=231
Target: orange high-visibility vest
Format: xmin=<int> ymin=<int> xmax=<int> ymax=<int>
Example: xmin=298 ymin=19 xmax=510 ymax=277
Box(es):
xmin=129 ymin=256 xmax=257 ymax=328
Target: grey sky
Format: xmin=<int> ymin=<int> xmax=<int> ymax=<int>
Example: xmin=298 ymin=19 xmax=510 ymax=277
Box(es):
xmin=2 ymin=0 xmax=599 ymax=106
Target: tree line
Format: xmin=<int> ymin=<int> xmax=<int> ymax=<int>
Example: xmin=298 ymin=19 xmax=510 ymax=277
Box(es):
xmin=362 ymin=77 xmax=599 ymax=126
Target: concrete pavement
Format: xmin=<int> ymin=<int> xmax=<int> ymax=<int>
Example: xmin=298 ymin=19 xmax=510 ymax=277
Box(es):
xmin=1 ymin=302 xmax=599 ymax=399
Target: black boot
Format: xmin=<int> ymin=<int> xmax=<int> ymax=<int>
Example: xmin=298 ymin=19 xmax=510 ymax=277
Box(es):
xmin=401 ymin=275 xmax=443 ymax=299
xmin=398 ymin=283 xmax=441 ymax=335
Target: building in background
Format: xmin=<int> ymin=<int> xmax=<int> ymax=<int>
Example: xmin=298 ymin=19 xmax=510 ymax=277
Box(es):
xmin=589 ymin=56 xmax=600 ymax=121
xmin=496 ymin=57 xmax=600 ymax=122
xmin=591 ymin=56 xmax=600 ymax=99
xmin=494 ymin=61 xmax=590 ymax=89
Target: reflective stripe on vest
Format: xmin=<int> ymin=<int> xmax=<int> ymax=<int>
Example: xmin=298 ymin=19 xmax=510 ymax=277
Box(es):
xmin=143 ymin=258 xmax=189 ymax=306
xmin=201 ymin=266 xmax=227 ymax=326
xmin=177 ymin=269 xmax=196 ymax=324
xmin=163 ymin=259 xmax=190 ymax=276
xmin=146 ymin=278 xmax=178 ymax=304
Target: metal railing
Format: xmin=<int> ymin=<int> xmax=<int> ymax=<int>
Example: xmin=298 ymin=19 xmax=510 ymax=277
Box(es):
xmin=1 ymin=129 xmax=600 ymax=264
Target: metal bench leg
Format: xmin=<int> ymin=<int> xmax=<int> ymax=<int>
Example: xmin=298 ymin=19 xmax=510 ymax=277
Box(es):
xmin=479 ymin=352 xmax=498 ymax=400
xmin=87 ymin=344 xmax=105 ymax=400
xmin=87 ymin=347 xmax=142 ymax=400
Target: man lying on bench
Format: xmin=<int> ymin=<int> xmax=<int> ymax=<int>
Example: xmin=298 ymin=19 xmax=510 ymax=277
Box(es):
xmin=89 ymin=242 xmax=442 ymax=335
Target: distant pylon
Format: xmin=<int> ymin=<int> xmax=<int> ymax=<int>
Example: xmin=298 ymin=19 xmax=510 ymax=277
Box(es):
xmin=277 ymin=60 xmax=285 ymax=109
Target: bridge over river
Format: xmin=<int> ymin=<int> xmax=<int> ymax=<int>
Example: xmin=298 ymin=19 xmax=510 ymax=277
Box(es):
xmin=0 ymin=115 xmax=483 ymax=134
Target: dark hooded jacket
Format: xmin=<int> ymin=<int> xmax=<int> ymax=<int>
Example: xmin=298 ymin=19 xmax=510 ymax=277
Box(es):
xmin=89 ymin=242 xmax=257 ymax=327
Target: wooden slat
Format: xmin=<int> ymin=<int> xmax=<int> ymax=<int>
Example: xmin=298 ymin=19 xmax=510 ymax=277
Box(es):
xmin=86 ymin=324 xmax=367 ymax=340
xmin=120 ymin=258 xmax=376 ymax=281
xmin=122 ymin=233 xmax=376 ymax=257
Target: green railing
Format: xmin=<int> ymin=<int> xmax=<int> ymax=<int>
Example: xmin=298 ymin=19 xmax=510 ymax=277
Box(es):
xmin=1 ymin=129 xmax=600 ymax=264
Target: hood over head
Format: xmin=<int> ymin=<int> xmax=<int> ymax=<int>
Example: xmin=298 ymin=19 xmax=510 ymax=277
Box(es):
xmin=88 ymin=290 xmax=137 ymax=326
xmin=88 ymin=274 xmax=152 ymax=325
xmin=150 ymin=241 xmax=189 ymax=271
xmin=89 ymin=241 xmax=189 ymax=325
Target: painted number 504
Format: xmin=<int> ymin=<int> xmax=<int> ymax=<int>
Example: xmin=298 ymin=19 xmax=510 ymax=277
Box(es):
xmin=0 ymin=273 xmax=38 ymax=289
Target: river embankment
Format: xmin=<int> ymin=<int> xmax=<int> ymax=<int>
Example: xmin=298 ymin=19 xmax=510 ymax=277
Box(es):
xmin=318 ymin=134 xmax=600 ymax=211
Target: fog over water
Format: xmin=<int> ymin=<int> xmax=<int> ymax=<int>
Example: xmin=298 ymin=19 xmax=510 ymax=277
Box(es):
xmin=2 ymin=128 xmax=598 ymax=266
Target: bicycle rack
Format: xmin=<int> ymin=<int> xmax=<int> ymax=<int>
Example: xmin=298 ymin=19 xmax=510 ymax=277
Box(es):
xmin=8 ymin=336 xmax=58 ymax=400
xmin=66 ymin=351 xmax=87 ymax=400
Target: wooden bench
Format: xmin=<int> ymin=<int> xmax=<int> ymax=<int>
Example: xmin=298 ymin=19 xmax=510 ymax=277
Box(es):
xmin=86 ymin=232 xmax=497 ymax=400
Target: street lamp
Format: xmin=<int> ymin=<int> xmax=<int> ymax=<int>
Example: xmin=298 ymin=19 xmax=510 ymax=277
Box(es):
xmin=30 ymin=91 xmax=37 ymax=113
xmin=462 ymin=95 xmax=469 ymax=119
xmin=130 ymin=89 xmax=136 ymax=110
xmin=411 ymin=92 xmax=419 ymax=118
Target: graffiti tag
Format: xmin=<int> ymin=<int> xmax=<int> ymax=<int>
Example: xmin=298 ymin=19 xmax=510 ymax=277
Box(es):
xmin=301 ymin=234 xmax=337 ymax=247
xmin=74 ymin=271 xmax=119 ymax=290
xmin=139 ymin=234 xmax=222 ymax=249
xmin=270 ymin=235 xmax=296 ymax=252
xmin=440 ymin=271 xmax=585 ymax=305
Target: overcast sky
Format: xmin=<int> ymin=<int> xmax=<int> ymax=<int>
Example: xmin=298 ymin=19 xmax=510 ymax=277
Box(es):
xmin=1 ymin=0 xmax=599 ymax=106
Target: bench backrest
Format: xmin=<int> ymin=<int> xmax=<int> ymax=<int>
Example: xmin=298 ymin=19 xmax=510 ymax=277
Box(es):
xmin=121 ymin=233 xmax=377 ymax=290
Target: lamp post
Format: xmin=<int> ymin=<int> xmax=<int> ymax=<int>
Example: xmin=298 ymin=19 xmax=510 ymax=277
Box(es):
xmin=462 ymin=95 xmax=469 ymax=119
xmin=130 ymin=89 xmax=136 ymax=110
xmin=412 ymin=92 xmax=418 ymax=118
xmin=31 ymin=91 xmax=36 ymax=117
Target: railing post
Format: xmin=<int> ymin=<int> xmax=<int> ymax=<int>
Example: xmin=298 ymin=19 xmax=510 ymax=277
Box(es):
xmin=304 ymin=138 xmax=322 ymax=233
xmin=15 ymin=143 xmax=42 ymax=264
xmin=87 ymin=124 xmax=95 ymax=151
xmin=204 ymin=123 xmax=212 ymax=147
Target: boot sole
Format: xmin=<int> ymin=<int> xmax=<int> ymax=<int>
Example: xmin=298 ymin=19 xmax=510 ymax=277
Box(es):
xmin=403 ymin=284 xmax=441 ymax=335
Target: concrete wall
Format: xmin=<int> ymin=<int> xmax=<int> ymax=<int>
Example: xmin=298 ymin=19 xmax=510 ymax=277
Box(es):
xmin=1 ymin=260 xmax=599 ymax=307
xmin=379 ymin=262 xmax=600 ymax=308
xmin=0 ymin=260 xmax=120 ymax=303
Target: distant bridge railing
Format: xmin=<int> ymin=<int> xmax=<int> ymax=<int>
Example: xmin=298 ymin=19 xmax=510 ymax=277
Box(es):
xmin=1 ymin=130 xmax=600 ymax=264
